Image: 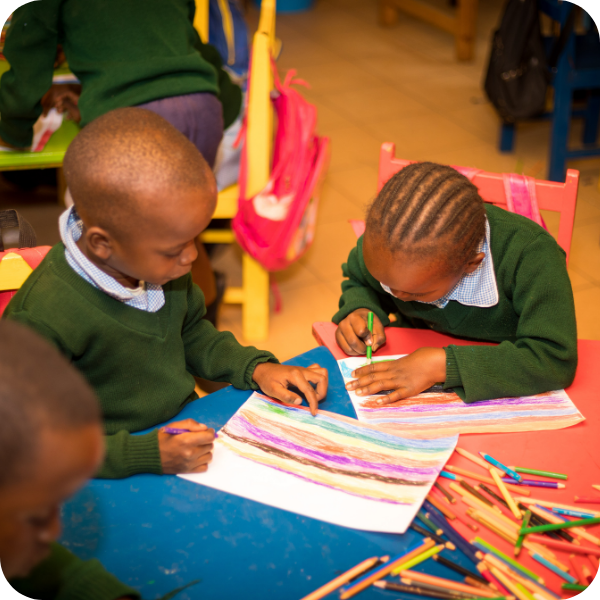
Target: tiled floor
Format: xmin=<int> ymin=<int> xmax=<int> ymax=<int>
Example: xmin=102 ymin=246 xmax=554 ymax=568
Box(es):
xmin=3 ymin=0 xmax=600 ymax=362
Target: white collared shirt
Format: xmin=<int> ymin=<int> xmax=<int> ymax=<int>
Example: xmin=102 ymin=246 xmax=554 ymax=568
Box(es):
xmin=380 ymin=219 xmax=499 ymax=309
xmin=59 ymin=206 xmax=165 ymax=312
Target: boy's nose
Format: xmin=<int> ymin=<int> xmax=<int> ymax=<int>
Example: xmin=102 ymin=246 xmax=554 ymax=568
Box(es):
xmin=38 ymin=506 xmax=61 ymax=544
xmin=180 ymin=240 xmax=199 ymax=266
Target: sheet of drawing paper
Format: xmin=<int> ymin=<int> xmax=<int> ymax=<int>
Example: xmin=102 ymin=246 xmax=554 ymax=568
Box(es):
xmin=338 ymin=355 xmax=585 ymax=438
xmin=179 ymin=393 xmax=457 ymax=533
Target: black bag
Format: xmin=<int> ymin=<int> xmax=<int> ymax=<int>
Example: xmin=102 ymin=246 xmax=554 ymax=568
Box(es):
xmin=484 ymin=0 xmax=576 ymax=123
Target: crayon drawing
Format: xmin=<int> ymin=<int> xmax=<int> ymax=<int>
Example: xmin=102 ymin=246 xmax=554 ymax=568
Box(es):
xmin=338 ymin=355 xmax=585 ymax=439
xmin=180 ymin=392 xmax=457 ymax=533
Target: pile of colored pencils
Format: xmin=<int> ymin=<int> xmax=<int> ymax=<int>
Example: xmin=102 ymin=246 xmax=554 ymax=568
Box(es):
xmin=301 ymin=449 xmax=599 ymax=600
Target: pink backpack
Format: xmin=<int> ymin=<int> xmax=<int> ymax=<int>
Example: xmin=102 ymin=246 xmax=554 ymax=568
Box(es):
xmin=232 ymin=63 xmax=330 ymax=271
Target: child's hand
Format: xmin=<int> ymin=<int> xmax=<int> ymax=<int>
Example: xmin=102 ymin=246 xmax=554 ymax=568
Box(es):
xmin=336 ymin=309 xmax=386 ymax=356
xmin=345 ymin=348 xmax=447 ymax=402
xmin=252 ymin=362 xmax=328 ymax=416
xmin=158 ymin=419 xmax=215 ymax=474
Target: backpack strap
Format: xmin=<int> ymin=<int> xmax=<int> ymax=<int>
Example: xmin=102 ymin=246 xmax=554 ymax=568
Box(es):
xmin=502 ymin=173 xmax=547 ymax=230
xmin=0 ymin=209 xmax=37 ymax=252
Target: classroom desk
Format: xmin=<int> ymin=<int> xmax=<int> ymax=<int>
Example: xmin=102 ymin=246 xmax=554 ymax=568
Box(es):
xmin=61 ymin=337 xmax=600 ymax=600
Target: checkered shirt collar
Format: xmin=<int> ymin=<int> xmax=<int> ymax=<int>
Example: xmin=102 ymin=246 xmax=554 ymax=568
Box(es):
xmin=380 ymin=218 xmax=498 ymax=309
xmin=59 ymin=206 xmax=165 ymax=312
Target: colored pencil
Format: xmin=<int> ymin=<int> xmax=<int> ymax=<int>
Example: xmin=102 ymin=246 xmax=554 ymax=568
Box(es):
xmin=398 ymin=579 xmax=495 ymax=599
xmin=582 ymin=563 xmax=594 ymax=584
xmin=488 ymin=566 xmax=529 ymax=600
xmin=502 ymin=478 xmax=565 ymax=489
xmin=467 ymin=510 xmax=518 ymax=544
xmin=474 ymin=538 xmax=543 ymax=583
xmin=441 ymin=470 xmax=459 ymax=481
xmin=451 ymin=482 xmax=504 ymax=517
xmin=455 ymin=447 xmax=500 ymax=473
xmin=366 ymin=312 xmax=373 ymax=363
xmin=435 ymin=481 xmax=457 ymax=504
xmin=479 ymin=484 xmax=510 ymax=509
xmin=569 ymin=555 xmax=586 ymax=585
xmin=525 ymin=534 xmax=600 ymax=556
xmin=529 ymin=553 xmax=576 ymax=583
xmin=461 ymin=480 xmax=496 ymax=507
xmin=417 ymin=510 xmax=443 ymax=535
xmin=562 ymin=583 xmax=588 ymax=591
xmin=374 ymin=580 xmax=480 ymax=599
xmin=480 ymin=453 xmax=522 ymax=483
xmin=516 ymin=497 xmax=600 ymax=517
xmin=515 ymin=511 xmax=532 ymax=556
xmin=445 ymin=465 xmax=528 ymax=495
xmin=552 ymin=507 xmax=595 ymax=519
xmin=300 ymin=556 xmax=384 ymax=600
xmin=454 ymin=509 xmax=480 ymax=532
xmin=478 ymin=566 xmax=510 ymax=597
xmin=593 ymin=485 xmax=600 ymax=492
xmin=399 ymin=570 xmax=499 ymax=598
xmin=430 ymin=512 xmax=481 ymax=565
xmin=410 ymin=523 xmax=455 ymax=549
xmin=519 ymin=517 xmax=600 ymax=535
xmin=525 ymin=505 xmax=577 ymax=543
xmin=574 ymin=496 xmax=600 ymax=504
xmin=432 ymin=554 xmax=489 ymax=585
xmin=511 ymin=466 xmax=567 ymax=481
xmin=589 ymin=553 xmax=599 ymax=568
xmin=390 ymin=543 xmax=444 ymax=575
xmin=458 ymin=493 xmax=520 ymax=533
xmin=339 ymin=539 xmax=435 ymax=599
xmin=485 ymin=557 xmax=560 ymax=600
xmin=427 ymin=493 xmax=457 ymax=520
xmin=532 ymin=506 xmax=600 ymax=546
xmin=490 ymin=468 xmax=521 ymax=520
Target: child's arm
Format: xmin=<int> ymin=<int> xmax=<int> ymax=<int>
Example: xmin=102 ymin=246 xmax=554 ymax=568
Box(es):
xmin=0 ymin=2 xmax=60 ymax=147
xmin=9 ymin=542 xmax=140 ymax=600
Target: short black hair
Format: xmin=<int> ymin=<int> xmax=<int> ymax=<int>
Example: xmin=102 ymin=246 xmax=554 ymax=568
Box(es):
xmin=63 ymin=107 xmax=212 ymax=237
xmin=0 ymin=321 xmax=100 ymax=487
xmin=366 ymin=162 xmax=486 ymax=272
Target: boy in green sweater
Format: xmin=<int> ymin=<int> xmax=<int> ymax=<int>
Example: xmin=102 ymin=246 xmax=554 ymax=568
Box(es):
xmin=0 ymin=320 xmax=138 ymax=600
xmin=334 ymin=162 xmax=577 ymax=403
xmin=5 ymin=108 xmax=328 ymax=479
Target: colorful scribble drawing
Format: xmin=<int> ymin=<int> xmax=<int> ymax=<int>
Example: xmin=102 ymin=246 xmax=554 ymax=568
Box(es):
xmin=217 ymin=393 xmax=457 ymax=505
xmin=338 ymin=356 xmax=585 ymax=439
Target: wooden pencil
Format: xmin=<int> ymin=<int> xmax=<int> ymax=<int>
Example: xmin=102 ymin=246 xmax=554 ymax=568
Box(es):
xmin=515 ymin=497 xmax=600 ymax=517
xmin=525 ymin=505 xmax=578 ymax=543
xmin=588 ymin=553 xmax=599 ymax=569
xmin=519 ymin=516 xmax=600 ymax=535
xmin=574 ymin=496 xmax=600 ymax=504
xmin=410 ymin=523 xmax=455 ymax=550
xmin=389 ymin=543 xmax=444 ymax=576
xmin=435 ymin=481 xmax=456 ymax=504
xmin=460 ymin=480 xmax=496 ymax=508
xmin=445 ymin=465 xmax=529 ymax=495
xmin=455 ymin=447 xmax=501 ymax=473
xmin=490 ymin=467 xmax=521 ymax=520
xmin=300 ymin=556 xmax=382 ymax=600
xmin=454 ymin=509 xmax=480 ymax=532
xmin=569 ymin=554 xmax=586 ymax=585
xmin=399 ymin=569 xmax=499 ymax=598
xmin=467 ymin=509 xmax=518 ymax=544
xmin=529 ymin=536 xmax=600 ymax=555
xmin=427 ymin=493 xmax=457 ymax=520
xmin=432 ymin=553 xmax=489 ymax=585
xmin=488 ymin=566 xmax=530 ymax=600
xmin=450 ymin=482 xmax=504 ymax=517
xmin=374 ymin=580 xmax=477 ymax=599
xmin=457 ymin=491 xmax=521 ymax=531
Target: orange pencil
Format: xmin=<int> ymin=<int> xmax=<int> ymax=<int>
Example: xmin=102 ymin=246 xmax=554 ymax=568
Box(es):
xmin=426 ymin=493 xmax=456 ymax=520
xmin=399 ymin=569 xmax=499 ymax=598
xmin=445 ymin=465 xmax=530 ymax=495
xmin=455 ymin=447 xmax=502 ymax=473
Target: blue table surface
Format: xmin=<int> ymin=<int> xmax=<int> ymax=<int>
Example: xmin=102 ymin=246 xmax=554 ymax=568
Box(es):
xmin=61 ymin=346 xmax=475 ymax=600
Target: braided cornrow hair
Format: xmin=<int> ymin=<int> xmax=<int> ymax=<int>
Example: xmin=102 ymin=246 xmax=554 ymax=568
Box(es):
xmin=366 ymin=162 xmax=486 ymax=272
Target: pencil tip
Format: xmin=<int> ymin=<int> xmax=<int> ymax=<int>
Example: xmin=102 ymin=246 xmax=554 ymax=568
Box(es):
xmin=373 ymin=581 xmax=385 ymax=588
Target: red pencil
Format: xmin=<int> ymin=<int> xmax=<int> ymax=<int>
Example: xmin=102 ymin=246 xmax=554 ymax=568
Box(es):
xmin=527 ymin=534 xmax=600 ymax=556
xmin=589 ymin=554 xmax=599 ymax=571
xmin=574 ymin=496 xmax=600 ymax=504
xmin=570 ymin=555 xmax=586 ymax=585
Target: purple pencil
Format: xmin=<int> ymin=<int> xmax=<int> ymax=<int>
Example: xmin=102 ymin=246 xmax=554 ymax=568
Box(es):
xmin=502 ymin=477 xmax=564 ymax=489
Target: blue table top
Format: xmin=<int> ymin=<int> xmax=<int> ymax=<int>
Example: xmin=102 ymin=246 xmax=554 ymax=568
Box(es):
xmin=61 ymin=346 xmax=474 ymax=600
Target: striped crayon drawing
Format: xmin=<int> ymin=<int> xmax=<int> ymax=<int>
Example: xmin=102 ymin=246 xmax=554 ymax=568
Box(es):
xmin=217 ymin=393 xmax=457 ymax=505
xmin=338 ymin=355 xmax=584 ymax=439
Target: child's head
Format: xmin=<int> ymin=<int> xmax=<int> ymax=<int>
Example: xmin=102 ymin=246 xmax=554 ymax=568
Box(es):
xmin=364 ymin=162 xmax=487 ymax=303
xmin=63 ymin=108 xmax=217 ymax=286
xmin=0 ymin=321 xmax=103 ymax=579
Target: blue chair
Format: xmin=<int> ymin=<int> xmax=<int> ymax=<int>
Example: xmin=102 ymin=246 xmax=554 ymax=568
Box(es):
xmin=499 ymin=1 xmax=600 ymax=182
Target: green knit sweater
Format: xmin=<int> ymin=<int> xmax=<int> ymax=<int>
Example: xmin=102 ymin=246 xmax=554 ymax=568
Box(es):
xmin=332 ymin=205 xmax=578 ymax=403
xmin=10 ymin=543 xmax=139 ymax=600
xmin=0 ymin=0 xmax=242 ymax=147
xmin=4 ymin=245 xmax=277 ymax=479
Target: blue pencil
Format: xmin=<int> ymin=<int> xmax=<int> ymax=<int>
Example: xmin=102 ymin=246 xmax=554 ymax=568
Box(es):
xmin=553 ymin=507 xmax=595 ymax=519
xmin=530 ymin=553 xmax=577 ymax=583
xmin=439 ymin=470 xmax=458 ymax=481
xmin=479 ymin=452 xmax=522 ymax=482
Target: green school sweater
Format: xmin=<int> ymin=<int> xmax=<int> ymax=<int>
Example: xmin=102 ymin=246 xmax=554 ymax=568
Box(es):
xmin=4 ymin=244 xmax=277 ymax=479
xmin=10 ymin=543 xmax=140 ymax=600
xmin=332 ymin=205 xmax=578 ymax=403
xmin=0 ymin=0 xmax=242 ymax=147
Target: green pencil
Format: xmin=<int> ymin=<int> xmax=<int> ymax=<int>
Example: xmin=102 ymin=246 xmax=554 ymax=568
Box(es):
xmin=474 ymin=537 xmax=542 ymax=582
xmin=514 ymin=510 xmax=531 ymax=556
xmin=562 ymin=583 xmax=588 ymax=591
xmin=416 ymin=511 xmax=442 ymax=536
xmin=519 ymin=516 xmax=600 ymax=535
xmin=366 ymin=311 xmax=374 ymax=363
xmin=513 ymin=466 xmax=568 ymax=481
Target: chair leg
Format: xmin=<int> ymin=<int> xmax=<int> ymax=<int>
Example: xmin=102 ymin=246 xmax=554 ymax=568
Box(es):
xmin=499 ymin=122 xmax=515 ymax=152
xmin=582 ymin=91 xmax=600 ymax=146
xmin=242 ymin=253 xmax=269 ymax=341
xmin=548 ymin=83 xmax=571 ymax=183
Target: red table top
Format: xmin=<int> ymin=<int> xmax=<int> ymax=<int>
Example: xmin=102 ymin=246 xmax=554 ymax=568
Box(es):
xmin=312 ymin=322 xmax=600 ymax=597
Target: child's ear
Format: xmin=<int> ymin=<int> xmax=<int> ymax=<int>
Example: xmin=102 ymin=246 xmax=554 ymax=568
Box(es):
xmin=464 ymin=252 xmax=485 ymax=274
xmin=85 ymin=227 xmax=113 ymax=261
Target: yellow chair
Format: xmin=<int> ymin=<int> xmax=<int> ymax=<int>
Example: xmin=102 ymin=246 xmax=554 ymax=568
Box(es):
xmin=196 ymin=0 xmax=275 ymax=341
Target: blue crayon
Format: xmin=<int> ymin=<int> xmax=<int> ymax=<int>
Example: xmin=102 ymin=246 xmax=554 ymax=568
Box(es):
xmin=479 ymin=452 xmax=523 ymax=482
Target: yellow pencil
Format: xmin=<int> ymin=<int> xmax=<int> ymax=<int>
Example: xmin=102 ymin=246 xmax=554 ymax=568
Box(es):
xmin=450 ymin=482 xmax=504 ymax=516
xmin=489 ymin=566 xmax=530 ymax=600
xmin=300 ymin=556 xmax=383 ymax=600
xmin=490 ymin=467 xmax=521 ymax=520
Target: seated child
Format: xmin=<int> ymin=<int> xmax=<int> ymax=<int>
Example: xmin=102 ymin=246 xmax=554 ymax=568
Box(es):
xmin=0 ymin=320 xmax=138 ymax=600
xmin=5 ymin=108 xmax=328 ymax=480
xmin=334 ymin=162 xmax=577 ymax=403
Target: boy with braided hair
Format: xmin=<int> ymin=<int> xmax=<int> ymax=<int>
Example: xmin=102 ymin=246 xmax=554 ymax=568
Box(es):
xmin=335 ymin=162 xmax=577 ymax=403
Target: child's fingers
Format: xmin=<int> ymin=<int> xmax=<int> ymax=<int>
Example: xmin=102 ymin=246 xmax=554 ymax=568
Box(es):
xmin=335 ymin=324 xmax=358 ymax=355
xmin=371 ymin=318 xmax=387 ymax=352
xmin=287 ymin=372 xmax=320 ymax=416
xmin=348 ymin=360 xmax=395 ymax=385
xmin=338 ymin=319 xmax=367 ymax=355
xmin=354 ymin=377 xmax=399 ymax=397
xmin=178 ymin=431 xmax=215 ymax=446
xmin=305 ymin=364 xmax=329 ymax=400
xmin=374 ymin=389 xmax=411 ymax=404
xmin=165 ymin=419 xmax=208 ymax=432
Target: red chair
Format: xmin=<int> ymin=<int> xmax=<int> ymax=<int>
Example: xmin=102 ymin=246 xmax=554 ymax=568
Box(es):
xmin=376 ymin=142 xmax=579 ymax=265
